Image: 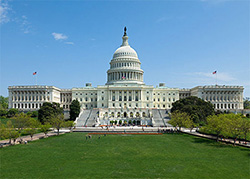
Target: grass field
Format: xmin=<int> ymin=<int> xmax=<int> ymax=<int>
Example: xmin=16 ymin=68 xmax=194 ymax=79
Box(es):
xmin=0 ymin=133 xmax=249 ymax=178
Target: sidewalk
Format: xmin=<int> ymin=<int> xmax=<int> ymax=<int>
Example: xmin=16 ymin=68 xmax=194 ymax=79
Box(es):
xmin=0 ymin=129 xmax=70 ymax=148
xmin=181 ymin=128 xmax=250 ymax=148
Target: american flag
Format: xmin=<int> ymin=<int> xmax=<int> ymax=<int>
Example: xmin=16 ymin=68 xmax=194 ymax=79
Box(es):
xmin=212 ymin=71 xmax=217 ymax=74
xmin=33 ymin=72 xmax=37 ymax=75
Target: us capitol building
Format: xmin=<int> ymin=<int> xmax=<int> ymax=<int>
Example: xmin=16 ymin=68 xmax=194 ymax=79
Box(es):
xmin=8 ymin=28 xmax=244 ymax=126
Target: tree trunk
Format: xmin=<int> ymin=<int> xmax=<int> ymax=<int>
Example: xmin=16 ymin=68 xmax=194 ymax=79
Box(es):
xmin=57 ymin=128 xmax=59 ymax=135
xmin=216 ymin=135 xmax=219 ymax=142
xmin=9 ymin=138 xmax=11 ymax=144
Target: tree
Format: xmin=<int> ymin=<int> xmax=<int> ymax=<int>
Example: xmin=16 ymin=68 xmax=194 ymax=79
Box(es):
xmin=0 ymin=122 xmax=7 ymax=140
xmin=65 ymin=121 xmax=75 ymax=132
xmin=40 ymin=123 xmax=52 ymax=137
xmin=244 ymin=99 xmax=250 ymax=109
xmin=203 ymin=114 xmax=227 ymax=142
xmin=27 ymin=111 xmax=38 ymax=118
xmin=26 ymin=118 xmax=40 ymax=140
xmin=7 ymin=109 xmax=19 ymax=118
xmin=169 ymin=111 xmax=191 ymax=131
xmin=0 ymin=96 xmax=8 ymax=110
xmin=38 ymin=102 xmax=64 ymax=124
xmin=69 ymin=99 xmax=81 ymax=121
xmin=6 ymin=120 xmax=14 ymax=144
xmin=10 ymin=130 xmax=20 ymax=144
xmin=49 ymin=114 xmax=65 ymax=135
xmin=171 ymin=96 xmax=214 ymax=125
xmin=0 ymin=109 xmax=7 ymax=118
xmin=240 ymin=118 xmax=250 ymax=142
xmin=184 ymin=117 xmax=197 ymax=132
xmin=225 ymin=114 xmax=242 ymax=145
xmin=13 ymin=113 xmax=30 ymax=132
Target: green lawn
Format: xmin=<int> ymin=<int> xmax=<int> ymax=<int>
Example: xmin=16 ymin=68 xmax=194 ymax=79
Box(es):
xmin=0 ymin=133 xmax=249 ymax=178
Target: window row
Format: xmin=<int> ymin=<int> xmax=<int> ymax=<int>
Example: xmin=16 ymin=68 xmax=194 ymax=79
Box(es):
xmin=13 ymin=103 xmax=42 ymax=109
xmin=13 ymin=96 xmax=50 ymax=101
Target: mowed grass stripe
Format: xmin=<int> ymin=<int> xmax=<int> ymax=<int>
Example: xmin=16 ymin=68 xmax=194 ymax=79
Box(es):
xmin=0 ymin=133 xmax=249 ymax=178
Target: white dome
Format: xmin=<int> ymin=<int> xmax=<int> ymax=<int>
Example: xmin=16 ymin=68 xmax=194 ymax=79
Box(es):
xmin=106 ymin=28 xmax=144 ymax=85
xmin=113 ymin=46 xmax=138 ymax=58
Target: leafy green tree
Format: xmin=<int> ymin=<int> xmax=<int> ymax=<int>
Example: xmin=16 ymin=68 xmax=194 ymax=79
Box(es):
xmin=70 ymin=99 xmax=81 ymax=121
xmin=38 ymin=102 xmax=63 ymax=124
xmin=203 ymin=114 xmax=227 ymax=142
xmin=49 ymin=114 xmax=65 ymax=135
xmin=169 ymin=111 xmax=191 ymax=131
xmin=40 ymin=123 xmax=52 ymax=137
xmin=10 ymin=130 xmax=20 ymax=144
xmin=31 ymin=111 xmax=38 ymax=118
xmin=0 ymin=96 xmax=8 ymax=110
xmin=184 ymin=117 xmax=197 ymax=132
xmin=7 ymin=109 xmax=19 ymax=118
xmin=13 ymin=113 xmax=30 ymax=132
xmin=171 ymin=96 xmax=214 ymax=125
xmin=25 ymin=118 xmax=40 ymax=140
xmin=0 ymin=122 xmax=7 ymax=140
xmin=6 ymin=120 xmax=14 ymax=144
xmin=244 ymin=99 xmax=250 ymax=109
xmin=240 ymin=118 xmax=250 ymax=142
xmin=0 ymin=109 xmax=7 ymax=118
xmin=65 ymin=121 xmax=75 ymax=132
xmin=225 ymin=114 xmax=242 ymax=145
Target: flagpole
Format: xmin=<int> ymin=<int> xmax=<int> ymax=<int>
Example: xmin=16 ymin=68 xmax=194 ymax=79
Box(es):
xmin=216 ymin=72 xmax=217 ymax=85
xmin=36 ymin=75 xmax=37 ymax=86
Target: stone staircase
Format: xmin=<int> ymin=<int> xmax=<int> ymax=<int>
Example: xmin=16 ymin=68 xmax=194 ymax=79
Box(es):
xmin=75 ymin=110 xmax=91 ymax=127
xmin=158 ymin=109 xmax=171 ymax=127
xmin=85 ymin=109 xmax=99 ymax=127
xmin=152 ymin=109 xmax=165 ymax=127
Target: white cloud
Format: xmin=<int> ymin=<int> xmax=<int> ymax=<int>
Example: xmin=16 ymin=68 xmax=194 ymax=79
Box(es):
xmin=65 ymin=42 xmax=74 ymax=45
xmin=0 ymin=0 xmax=11 ymax=24
xmin=20 ymin=15 xmax=32 ymax=34
xmin=52 ymin=32 xmax=68 ymax=40
xmin=156 ymin=16 xmax=171 ymax=23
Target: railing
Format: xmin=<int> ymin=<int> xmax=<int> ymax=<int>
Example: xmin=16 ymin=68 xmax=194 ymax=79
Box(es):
xmin=84 ymin=109 xmax=93 ymax=127
xmin=158 ymin=109 xmax=166 ymax=127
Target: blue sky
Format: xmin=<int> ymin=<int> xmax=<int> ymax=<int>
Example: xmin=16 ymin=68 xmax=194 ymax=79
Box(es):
xmin=0 ymin=0 xmax=249 ymax=97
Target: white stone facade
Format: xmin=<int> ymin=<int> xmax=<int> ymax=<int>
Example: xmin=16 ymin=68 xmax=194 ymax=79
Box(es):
xmin=8 ymin=28 xmax=244 ymax=116
xmin=191 ymin=85 xmax=244 ymax=110
xmin=8 ymin=86 xmax=61 ymax=110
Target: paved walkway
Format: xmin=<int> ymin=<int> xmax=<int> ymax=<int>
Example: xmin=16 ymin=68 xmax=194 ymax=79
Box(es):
xmin=181 ymin=128 xmax=250 ymax=148
xmin=0 ymin=129 xmax=70 ymax=147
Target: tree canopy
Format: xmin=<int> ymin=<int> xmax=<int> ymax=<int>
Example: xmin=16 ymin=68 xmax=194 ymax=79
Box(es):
xmin=202 ymin=113 xmax=250 ymax=144
xmin=38 ymin=102 xmax=64 ymax=124
xmin=168 ymin=111 xmax=194 ymax=131
xmin=171 ymin=96 xmax=214 ymax=125
xmin=70 ymin=99 xmax=81 ymax=121
xmin=244 ymin=99 xmax=250 ymax=109
xmin=0 ymin=96 xmax=8 ymax=110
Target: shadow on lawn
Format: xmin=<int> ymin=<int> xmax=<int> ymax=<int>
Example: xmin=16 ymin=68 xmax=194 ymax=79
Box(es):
xmin=191 ymin=136 xmax=232 ymax=148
